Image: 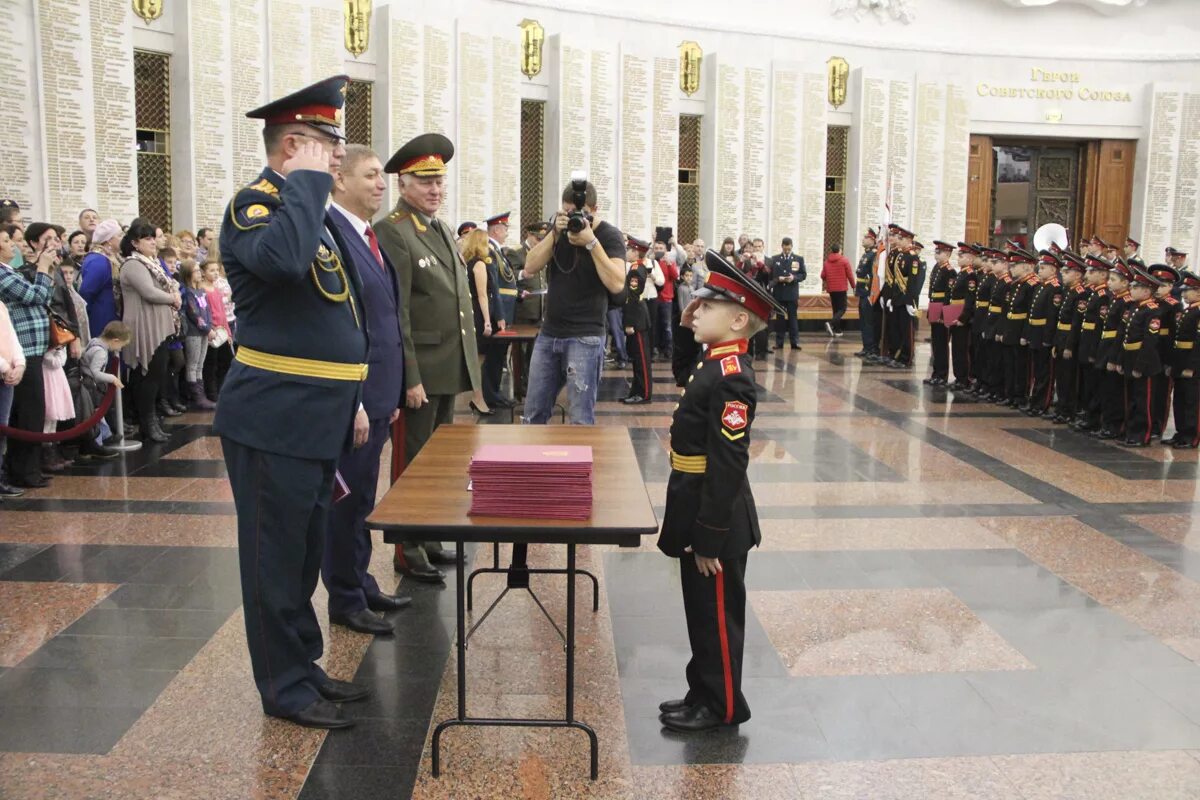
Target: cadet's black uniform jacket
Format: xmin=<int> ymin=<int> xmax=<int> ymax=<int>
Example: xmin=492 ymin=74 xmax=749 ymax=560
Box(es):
xmin=1026 ymin=278 xmax=1063 ymax=350
xmin=855 ymin=249 xmax=876 ymax=299
xmin=1122 ymin=298 xmax=1163 ymax=377
xmin=974 ymin=273 xmax=997 ymax=338
xmin=622 ymin=263 xmax=650 ymax=331
xmin=1078 ymin=287 xmax=1110 ymax=365
xmin=1003 ymin=275 xmax=1037 ymax=346
xmin=949 ymin=266 xmax=978 ymax=323
xmin=987 ymin=275 xmax=1013 ymax=340
xmin=928 ymin=262 xmax=955 ymax=307
xmin=1174 ymin=302 xmax=1200 ymax=373
xmin=1157 ymin=295 xmax=1182 ymax=365
xmin=658 ymin=339 xmax=761 ymax=561
xmin=1097 ymin=291 xmax=1133 ymax=369
xmin=1054 ymin=284 xmax=1091 ymax=354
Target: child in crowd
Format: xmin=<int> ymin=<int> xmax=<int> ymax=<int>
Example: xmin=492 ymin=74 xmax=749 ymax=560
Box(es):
xmin=200 ymin=260 xmax=233 ymax=402
xmin=81 ymin=321 xmax=131 ymax=447
xmin=178 ymin=260 xmax=215 ymax=410
xmin=41 ymin=343 xmax=74 ymax=472
xmin=157 ymin=246 xmax=188 ymax=418
xmin=622 ymin=237 xmax=652 ymax=404
xmin=210 ymin=258 xmax=236 ymax=339
xmin=656 ymin=250 xmax=782 ymax=734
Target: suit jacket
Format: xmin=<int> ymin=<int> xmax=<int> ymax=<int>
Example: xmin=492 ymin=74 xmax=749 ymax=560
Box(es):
xmin=328 ymin=206 xmax=405 ymax=421
xmin=214 ymin=167 xmax=368 ymax=460
xmin=373 ymin=197 xmax=481 ymax=396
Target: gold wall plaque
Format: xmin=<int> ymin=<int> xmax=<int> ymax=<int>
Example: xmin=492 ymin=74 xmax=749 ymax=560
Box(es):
xmin=679 ymin=41 xmax=702 ymax=97
xmin=132 ymin=0 xmax=163 ymax=23
xmin=518 ymin=19 xmax=544 ymax=80
xmin=344 ymin=0 xmax=371 ymax=58
xmin=827 ymin=56 xmax=849 ymax=109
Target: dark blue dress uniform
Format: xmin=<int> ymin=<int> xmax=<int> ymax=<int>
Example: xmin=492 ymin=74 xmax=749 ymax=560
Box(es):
xmin=1168 ymin=270 xmax=1200 ymax=448
xmin=768 ymin=249 xmax=804 ymax=347
xmin=216 ymin=77 xmax=369 ymax=720
xmin=854 ymin=233 xmax=879 ymax=356
xmin=321 ymin=205 xmax=405 ymax=619
xmin=657 ymin=252 xmax=782 ymax=733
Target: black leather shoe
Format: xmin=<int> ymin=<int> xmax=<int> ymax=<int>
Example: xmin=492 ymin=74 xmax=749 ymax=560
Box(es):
xmin=273 ymin=698 xmax=355 ymax=729
xmin=1161 ymin=436 xmax=1181 ymax=447
xmin=1097 ymin=429 xmax=1119 ymax=440
xmin=11 ymin=477 xmax=49 ymax=489
xmin=491 ymin=397 xmax=516 ymax=409
xmin=367 ymin=593 xmax=412 ymax=612
xmin=157 ymin=400 xmax=183 ymax=418
xmin=0 ymin=482 xmax=25 ymax=497
xmin=658 ymin=697 xmax=691 ymax=714
xmin=317 ymin=678 xmax=371 ymax=704
xmin=1172 ymin=440 xmax=1198 ymax=449
xmin=395 ymin=563 xmax=446 ymax=583
xmin=330 ymin=608 xmax=394 ymax=636
xmin=428 ymin=550 xmax=462 ymax=566
xmin=1121 ymin=439 xmax=1150 ymax=448
xmin=660 ymin=703 xmax=729 ymax=733
xmin=622 ymin=396 xmax=652 ymax=404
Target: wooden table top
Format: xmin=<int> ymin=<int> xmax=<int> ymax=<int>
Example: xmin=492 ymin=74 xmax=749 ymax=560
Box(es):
xmin=493 ymin=323 xmax=541 ymax=342
xmin=368 ymin=425 xmax=660 ymax=546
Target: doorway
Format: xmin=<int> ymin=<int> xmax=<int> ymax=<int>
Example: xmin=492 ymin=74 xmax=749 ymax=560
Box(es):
xmin=990 ymin=141 xmax=1082 ymax=251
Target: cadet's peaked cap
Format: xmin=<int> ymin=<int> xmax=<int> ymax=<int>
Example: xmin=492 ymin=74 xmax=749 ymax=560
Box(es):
xmin=1111 ymin=259 xmax=1136 ymax=281
xmin=385 ymin=133 xmax=454 ymax=176
xmin=1179 ymin=270 xmax=1200 ymax=289
xmin=0 ymin=199 xmax=18 ymax=210
xmin=1084 ymin=255 xmax=1112 ymax=271
xmin=1038 ymin=250 xmax=1062 ymax=267
xmin=1061 ymin=252 xmax=1088 ymax=271
xmin=485 ymin=212 xmax=510 ymax=227
xmin=956 ymin=242 xmax=977 ymax=254
xmin=247 ymin=75 xmax=348 ymax=141
xmin=627 ymin=236 xmax=650 ymax=253
xmin=456 ymin=221 xmax=477 ymax=237
xmin=1131 ymin=267 xmax=1163 ymax=288
xmin=912 ymin=240 xmax=925 ymax=251
xmin=865 ymin=228 xmax=878 ymax=239
xmin=933 ymin=240 xmax=954 ymax=252
xmin=1150 ymin=264 xmax=1180 ymax=285
xmin=1008 ymin=248 xmax=1036 ymax=264
xmin=893 ymin=225 xmax=914 ymax=239
xmin=1126 ymin=236 xmax=1141 ymax=248
xmin=699 ymin=250 xmax=785 ymax=322
xmin=1167 ymin=246 xmax=1188 ymax=257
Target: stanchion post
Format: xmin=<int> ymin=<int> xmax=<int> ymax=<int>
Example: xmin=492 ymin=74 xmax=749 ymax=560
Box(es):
xmin=106 ymin=383 xmax=142 ymax=453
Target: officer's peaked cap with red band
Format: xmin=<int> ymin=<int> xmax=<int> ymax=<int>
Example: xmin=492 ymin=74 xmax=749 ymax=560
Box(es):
xmin=699 ymin=250 xmax=786 ymax=322
xmin=247 ymin=74 xmax=348 ymax=142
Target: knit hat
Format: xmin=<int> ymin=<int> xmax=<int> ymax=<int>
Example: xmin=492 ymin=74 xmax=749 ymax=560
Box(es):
xmin=92 ymin=219 xmax=121 ymax=245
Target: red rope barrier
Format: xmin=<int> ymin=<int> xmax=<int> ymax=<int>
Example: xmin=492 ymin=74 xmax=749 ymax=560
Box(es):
xmin=0 ymin=357 xmax=119 ymax=443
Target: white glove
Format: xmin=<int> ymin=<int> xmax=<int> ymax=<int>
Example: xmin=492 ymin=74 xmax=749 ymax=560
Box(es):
xmin=886 ymin=299 xmax=893 ymax=312
xmin=906 ymin=304 xmax=916 ymax=317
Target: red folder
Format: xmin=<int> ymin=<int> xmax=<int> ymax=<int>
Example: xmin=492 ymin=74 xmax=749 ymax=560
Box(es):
xmin=926 ymin=301 xmax=944 ymax=323
xmin=941 ymin=304 xmax=964 ymax=326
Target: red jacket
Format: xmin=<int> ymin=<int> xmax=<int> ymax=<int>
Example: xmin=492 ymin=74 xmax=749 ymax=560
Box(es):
xmin=657 ymin=259 xmax=679 ymax=302
xmin=821 ymin=252 xmax=854 ymax=293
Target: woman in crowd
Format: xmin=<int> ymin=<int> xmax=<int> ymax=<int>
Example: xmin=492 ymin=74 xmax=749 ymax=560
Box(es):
xmin=79 ymin=220 xmax=123 ymax=338
xmin=0 ymin=298 xmax=25 ymax=498
xmin=119 ymin=220 xmax=181 ymax=443
xmin=66 ymin=230 xmax=88 ymax=269
xmin=461 ymin=229 xmax=497 ymax=416
xmin=176 ymin=230 xmax=198 ymax=262
xmin=200 ymin=260 xmax=233 ymax=403
xmin=719 ymin=237 xmax=737 ymax=266
xmin=0 ymin=224 xmax=54 ymax=487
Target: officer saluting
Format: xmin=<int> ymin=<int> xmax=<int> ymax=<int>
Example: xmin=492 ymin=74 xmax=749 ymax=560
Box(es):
xmin=217 ymin=76 xmax=372 ymax=729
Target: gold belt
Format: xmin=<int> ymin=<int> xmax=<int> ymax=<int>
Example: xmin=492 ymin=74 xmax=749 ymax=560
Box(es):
xmin=235 ymin=346 xmax=368 ymax=382
xmin=1057 ymin=322 xmax=1073 ymax=331
xmin=498 ymin=288 xmax=519 ymax=296
xmin=1082 ymin=322 xmax=1097 ymax=330
xmin=930 ymin=293 xmax=947 ymax=300
xmin=1101 ymin=330 xmax=1117 ymax=339
xmin=1028 ymin=318 xmax=1046 ymax=326
xmin=1007 ymin=313 xmax=1028 ymax=320
xmin=669 ymin=450 xmax=707 ymax=474
xmin=1124 ymin=341 xmax=1142 ymax=351
xmin=988 ymin=305 xmax=1003 ymax=313
xmin=1177 ymin=341 xmax=1195 ymax=350
xmin=949 ymin=299 xmax=965 ymax=306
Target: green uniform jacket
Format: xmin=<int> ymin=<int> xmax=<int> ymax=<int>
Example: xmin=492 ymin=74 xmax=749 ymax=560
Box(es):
xmin=373 ymin=198 xmax=480 ymax=395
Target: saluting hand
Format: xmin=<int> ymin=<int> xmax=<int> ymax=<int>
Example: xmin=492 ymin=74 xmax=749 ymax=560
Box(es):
xmin=680 ymin=297 xmax=702 ymax=330
xmin=282 ymin=139 xmax=330 ymax=176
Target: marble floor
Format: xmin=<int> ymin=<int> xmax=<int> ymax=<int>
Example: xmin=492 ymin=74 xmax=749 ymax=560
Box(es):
xmin=3 ymin=332 xmax=1200 ymax=799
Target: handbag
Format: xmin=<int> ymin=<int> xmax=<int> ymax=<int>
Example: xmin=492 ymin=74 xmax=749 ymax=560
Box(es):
xmin=49 ymin=313 xmax=77 ymax=347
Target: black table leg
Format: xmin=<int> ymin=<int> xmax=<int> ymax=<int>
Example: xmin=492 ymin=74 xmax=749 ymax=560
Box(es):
xmin=566 ymin=542 xmax=600 ymax=779
xmin=431 ymin=538 xmax=467 ymax=778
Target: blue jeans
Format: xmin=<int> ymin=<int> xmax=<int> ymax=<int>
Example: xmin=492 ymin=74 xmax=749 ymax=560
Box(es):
xmin=606 ymin=309 xmax=627 ymax=361
xmin=523 ymin=334 xmax=605 ymax=425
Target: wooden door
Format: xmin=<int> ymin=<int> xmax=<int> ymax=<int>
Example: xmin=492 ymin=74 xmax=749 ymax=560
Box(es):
xmin=1079 ymin=139 xmax=1136 ymax=245
xmin=1030 ymin=146 xmax=1082 ymax=235
xmin=965 ymin=134 xmax=993 ymax=245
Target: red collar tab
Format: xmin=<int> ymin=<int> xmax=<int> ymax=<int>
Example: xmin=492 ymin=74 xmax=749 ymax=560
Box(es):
xmin=705 ymin=340 xmax=749 ymax=360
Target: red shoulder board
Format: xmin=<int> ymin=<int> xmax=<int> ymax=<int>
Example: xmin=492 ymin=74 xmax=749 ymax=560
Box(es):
xmin=721 ymin=401 xmax=749 ymax=433
xmin=720 ymin=355 xmax=742 ymax=376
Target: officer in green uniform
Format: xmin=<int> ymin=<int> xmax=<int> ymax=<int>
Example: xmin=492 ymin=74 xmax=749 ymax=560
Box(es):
xmin=217 ymin=75 xmax=371 ymax=729
xmin=374 ymin=133 xmax=481 ymax=582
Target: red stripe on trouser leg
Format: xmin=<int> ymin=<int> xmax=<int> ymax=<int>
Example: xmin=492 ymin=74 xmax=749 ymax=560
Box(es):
xmin=1145 ymin=380 xmax=1153 ymax=444
xmin=714 ymin=568 xmax=734 ymax=724
xmin=638 ymin=333 xmax=650 ymax=399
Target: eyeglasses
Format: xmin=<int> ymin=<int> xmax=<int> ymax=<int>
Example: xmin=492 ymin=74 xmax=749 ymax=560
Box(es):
xmin=289 ymin=130 xmax=343 ymax=148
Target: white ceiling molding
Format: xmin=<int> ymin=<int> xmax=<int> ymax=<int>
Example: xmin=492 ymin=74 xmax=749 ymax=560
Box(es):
xmin=831 ymin=0 xmax=918 ymax=24
xmin=1000 ymin=0 xmax=1149 ymax=12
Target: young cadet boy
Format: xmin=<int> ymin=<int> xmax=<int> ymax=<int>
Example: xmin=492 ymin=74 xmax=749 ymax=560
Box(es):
xmin=947 ymin=243 xmax=978 ymax=391
xmin=1149 ymin=265 xmax=1182 ymax=440
xmin=1051 ymin=252 xmax=1089 ymax=424
xmin=1121 ymin=268 xmax=1166 ymax=446
xmin=1025 ymin=251 xmax=1064 ymax=416
xmin=1096 ymin=260 xmax=1135 ymax=439
xmin=1072 ymin=257 xmax=1112 ymax=432
xmin=657 ymin=250 xmax=784 ymax=734
xmin=1167 ymin=270 xmax=1200 ymax=448
xmin=622 ymin=236 xmax=653 ymax=405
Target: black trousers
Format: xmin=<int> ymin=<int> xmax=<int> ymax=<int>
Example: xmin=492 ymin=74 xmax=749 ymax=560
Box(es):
xmin=776 ymin=299 xmax=799 ymax=345
xmin=1100 ymin=368 xmax=1126 ymax=433
xmin=164 ymin=345 xmax=185 ymax=404
xmin=970 ymin=331 xmax=987 ymax=385
xmin=870 ymin=300 xmax=883 ymax=353
xmin=1172 ymin=376 xmax=1199 ymax=444
xmin=929 ymin=323 xmax=949 ymax=380
xmin=1002 ymin=344 xmax=1021 ymax=401
xmin=222 ymin=437 xmax=333 ymax=716
xmin=950 ymin=325 xmax=972 ymax=383
xmin=1028 ymin=348 xmax=1055 ymax=412
xmin=1125 ymin=374 xmax=1155 ymax=444
xmin=128 ymin=342 xmax=170 ymax=425
xmin=1054 ymin=355 xmax=1079 ymax=417
xmin=204 ymin=342 xmax=234 ymax=400
xmin=750 ymin=328 xmax=770 ymax=359
xmin=322 ymin=416 xmax=388 ymax=617
xmin=6 ymin=355 xmax=45 ymax=484
xmin=627 ymin=329 xmax=652 ymax=400
xmin=1151 ymin=372 xmax=1172 ymax=436
xmin=828 ymin=293 xmax=847 ymax=335
xmin=481 ymin=338 xmax=511 ymax=406
xmin=891 ymin=308 xmax=915 ymax=364
xmin=857 ymin=295 xmax=877 ymax=354
xmin=679 ymin=553 xmax=751 ymax=725
xmin=1080 ymin=363 xmax=1103 ymax=426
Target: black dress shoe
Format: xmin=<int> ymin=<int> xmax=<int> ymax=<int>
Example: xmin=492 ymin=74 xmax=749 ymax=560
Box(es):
xmin=79 ymin=441 xmax=120 ymax=460
xmin=428 ymin=550 xmax=462 ymax=566
xmin=1172 ymin=440 xmax=1198 ymax=449
xmin=1121 ymin=439 xmax=1150 ymax=448
xmin=395 ymin=563 xmax=446 ymax=583
xmin=0 ymin=482 xmax=25 ymax=497
xmin=1097 ymin=429 xmax=1119 ymax=439
xmin=11 ymin=477 xmax=49 ymax=489
xmin=622 ymin=396 xmax=652 ymax=405
xmin=922 ymin=377 xmax=935 ymax=385
xmin=660 ymin=703 xmax=729 ymax=733
xmin=273 ymin=698 xmax=354 ymax=729
xmin=658 ymin=697 xmax=691 ymax=714
xmin=330 ymin=608 xmax=394 ymax=636
xmin=1161 ymin=436 xmax=1181 ymax=446
xmin=490 ymin=397 xmax=516 ymax=409
xmin=367 ymin=593 xmax=412 ymax=612
xmin=157 ymin=400 xmax=183 ymax=418
xmin=853 ymin=349 xmax=867 ymax=357
xmin=316 ymin=678 xmax=371 ymax=703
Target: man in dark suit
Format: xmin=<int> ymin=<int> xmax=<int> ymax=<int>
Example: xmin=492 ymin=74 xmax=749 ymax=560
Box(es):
xmin=769 ymin=237 xmax=804 ymax=349
xmin=323 ymin=144 xmax=410 ymax=636
xmin=217 ymin=76 xmax=371 ymax=729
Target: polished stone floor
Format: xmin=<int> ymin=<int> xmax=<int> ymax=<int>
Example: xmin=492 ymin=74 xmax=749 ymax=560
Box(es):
xmin=3 ymin=333 xmax=1200 ymax=799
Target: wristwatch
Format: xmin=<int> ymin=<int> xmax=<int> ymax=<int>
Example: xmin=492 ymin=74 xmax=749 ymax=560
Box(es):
xmin=585 ymin=238 xmax=599 ymax=252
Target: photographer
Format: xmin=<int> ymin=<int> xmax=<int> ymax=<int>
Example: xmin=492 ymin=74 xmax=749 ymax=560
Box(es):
xmin=520 ymin=176 xmax=627 ymax=425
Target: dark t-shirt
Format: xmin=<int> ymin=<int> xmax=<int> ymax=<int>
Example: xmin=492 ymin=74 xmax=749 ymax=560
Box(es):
xmin=542 ymin=220 xmax=626 ymax=338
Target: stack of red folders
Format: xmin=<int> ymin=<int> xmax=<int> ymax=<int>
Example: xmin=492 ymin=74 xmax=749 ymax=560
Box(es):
xmin=468 ymin=445 xmax=593 ymax=520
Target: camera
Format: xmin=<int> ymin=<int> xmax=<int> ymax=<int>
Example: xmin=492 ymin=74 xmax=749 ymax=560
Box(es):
xmin=566 ymin=170 xmax=592 ymax=234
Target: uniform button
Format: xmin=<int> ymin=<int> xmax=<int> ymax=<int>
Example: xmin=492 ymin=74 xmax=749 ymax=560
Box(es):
xmin=696 ymin=362 xmax=703 ymax=369
xmin=688 ymin=375 xmax=694 ymax=383
xmin=460 ymin=311 xmax=464 ymax=318
xmin=461 ymin=328 xmax=466 ymax=335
